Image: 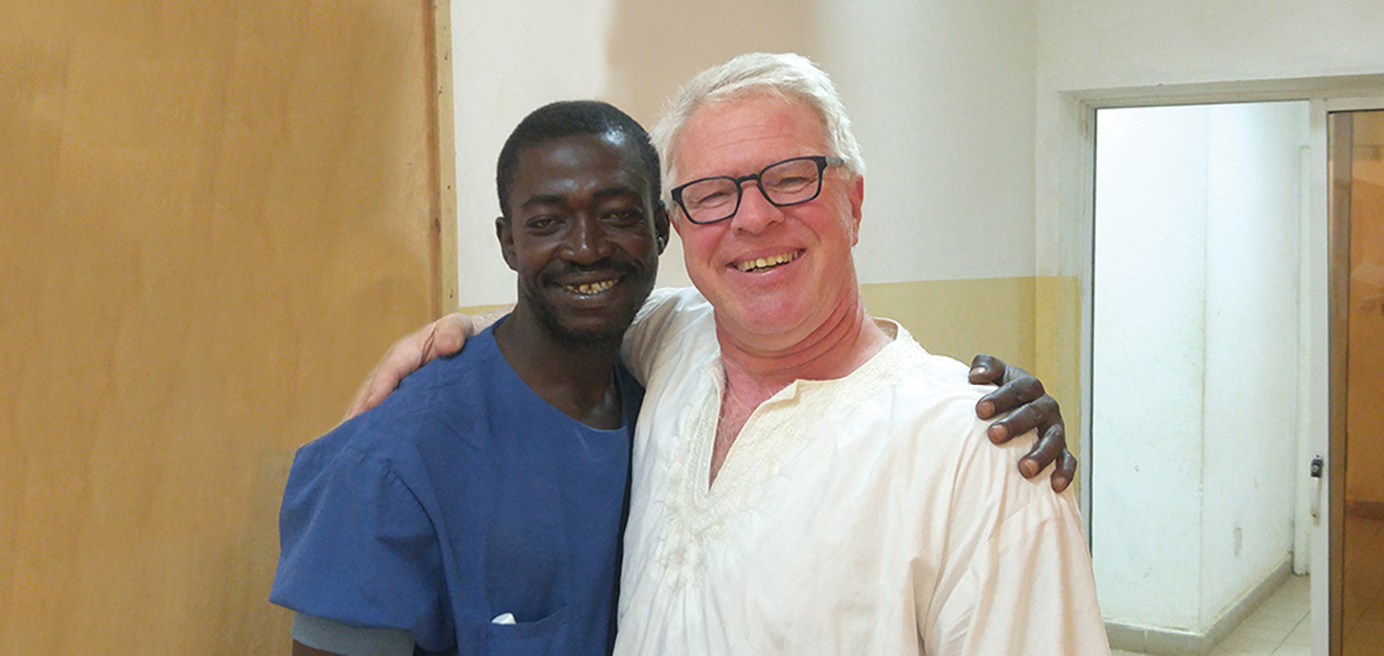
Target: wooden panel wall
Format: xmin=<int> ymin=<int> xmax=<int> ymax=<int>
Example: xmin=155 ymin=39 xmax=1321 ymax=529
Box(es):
xmin=0 ymin=1 xmax=439 ymax=652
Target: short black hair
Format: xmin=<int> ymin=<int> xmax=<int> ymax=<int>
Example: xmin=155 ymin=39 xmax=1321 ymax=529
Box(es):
xmin=495 ymin=100 xmax=662 ymax=218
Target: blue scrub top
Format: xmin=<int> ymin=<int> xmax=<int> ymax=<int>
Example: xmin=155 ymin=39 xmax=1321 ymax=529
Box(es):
xmin=270 ymin=324 xmax=640 ymax=655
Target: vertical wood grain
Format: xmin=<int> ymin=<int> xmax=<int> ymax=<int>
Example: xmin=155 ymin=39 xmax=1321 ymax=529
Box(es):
xmin=432 ymin=0 xmax=458 ymax=314
xmin=0 ymin=1 xmax=438 ymax=652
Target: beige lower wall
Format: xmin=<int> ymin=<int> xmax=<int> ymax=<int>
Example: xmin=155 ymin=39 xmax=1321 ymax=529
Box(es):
xmin=862 ymin=277 xmax=1083 ymax=460
xmin=459 ymin=303 xmax=514 ymax=317
xmin=1033 ymin=276 xmax=1085 ymax=459
xmin=862 ymin=278 xmax=1036 ymax=370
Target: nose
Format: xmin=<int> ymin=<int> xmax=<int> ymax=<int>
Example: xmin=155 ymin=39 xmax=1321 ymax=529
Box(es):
xmin=730 ymin=180 xmax=784 ymax=234
xmin=563 ymin=216 xmax=612 ymax=264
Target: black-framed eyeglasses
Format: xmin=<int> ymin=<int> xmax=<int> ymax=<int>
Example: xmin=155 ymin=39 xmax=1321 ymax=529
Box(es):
xmin=670 ymin=155 xmax=846 ymax=225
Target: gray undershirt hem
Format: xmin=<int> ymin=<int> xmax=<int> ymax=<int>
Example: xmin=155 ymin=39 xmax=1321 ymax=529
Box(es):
xmin=291 ymin=612 xmax=416 ymax=656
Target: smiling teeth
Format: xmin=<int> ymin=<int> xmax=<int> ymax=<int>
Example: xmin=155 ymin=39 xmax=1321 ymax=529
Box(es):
xmin=736 ymin=251 xmax=799 ymax=272
xmin=566 ymin=279 xmax=617 ymax=295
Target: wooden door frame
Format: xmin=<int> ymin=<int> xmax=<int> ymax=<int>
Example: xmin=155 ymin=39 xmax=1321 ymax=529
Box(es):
xmin=429 ymin=0 xmax=459 ymax=315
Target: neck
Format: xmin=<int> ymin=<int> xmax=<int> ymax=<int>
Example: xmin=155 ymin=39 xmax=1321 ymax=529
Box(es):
xmin=493 ymin=305 xmax=624 ymax=428
xmin=706 ymin=290 xmax=891 ymax=486
xmin=716 ymin=290 xmax=890 ymax=399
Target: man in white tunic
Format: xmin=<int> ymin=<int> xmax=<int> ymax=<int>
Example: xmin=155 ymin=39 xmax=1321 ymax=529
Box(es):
xmin=609 ymin=53 xmax=1108 ymax=655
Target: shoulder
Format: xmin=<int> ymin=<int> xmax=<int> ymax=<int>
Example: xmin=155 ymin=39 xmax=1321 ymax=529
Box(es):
xmin=385 ymin=325 xmax=506 ymax=411
xmin=630 ymin=287 xmax=714 ymax=343
xmin=641 ymin=286 xmax=712 ymax=315
xmin=866 ymin=326 xmax=993 ymax=435
xmin=864 ymin=326 xmax=1047 ymax=512
xmin=622 ymin=287 xmax=717 ymax=383
xmin=326 ymin=326 xmax=507 ymax=457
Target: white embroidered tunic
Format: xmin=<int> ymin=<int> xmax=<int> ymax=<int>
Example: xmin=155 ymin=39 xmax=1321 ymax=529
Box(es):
xmin=615 ymin=288 xmax=1109 ymax=655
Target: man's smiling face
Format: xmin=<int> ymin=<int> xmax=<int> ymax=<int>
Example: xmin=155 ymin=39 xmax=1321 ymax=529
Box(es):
xmin=499 ymin=131 xmax=667 ymax=347
xmin=670 ymin=94 xmax=864 ymax=349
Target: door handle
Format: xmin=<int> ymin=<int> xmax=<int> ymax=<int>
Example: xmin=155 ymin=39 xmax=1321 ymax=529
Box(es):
xmin=1310 ymin=455 xmax=1324 ymax=521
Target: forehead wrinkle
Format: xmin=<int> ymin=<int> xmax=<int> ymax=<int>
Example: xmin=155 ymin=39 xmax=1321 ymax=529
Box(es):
xmin=519 ymin=192 xmax=570 ymax=209
xmin=519 ymin=183 xmax=644 ymax=209
xmin=510 ymin=132 xmax=656 ymax=215
xmin=592 ymin=185 xmax=644 ymax=202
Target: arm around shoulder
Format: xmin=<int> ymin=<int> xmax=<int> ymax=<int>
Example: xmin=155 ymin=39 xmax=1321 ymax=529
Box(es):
xmin=345 ymin=309 xmax=508 ymax=420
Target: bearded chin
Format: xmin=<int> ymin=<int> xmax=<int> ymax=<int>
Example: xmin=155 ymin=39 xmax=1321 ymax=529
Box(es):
xmin=537 ymin=309 xmax=626 ymax=348
xmin=525 ymin=286 xmax=636 ymax=350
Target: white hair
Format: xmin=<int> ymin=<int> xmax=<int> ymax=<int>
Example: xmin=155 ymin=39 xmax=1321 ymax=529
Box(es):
xmin=650 ymin=52 xmax=866 ymax=205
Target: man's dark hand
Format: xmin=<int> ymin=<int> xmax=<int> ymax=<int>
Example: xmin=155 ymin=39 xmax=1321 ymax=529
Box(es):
xmin=344 ymin=313 xmax=473 ymax=421
xmin=968 ymin=354 xmax=1076 ymax=492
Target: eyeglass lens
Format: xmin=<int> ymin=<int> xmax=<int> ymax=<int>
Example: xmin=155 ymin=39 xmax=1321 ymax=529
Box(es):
xmin=680 ymin=157 xmax=825 ymax=223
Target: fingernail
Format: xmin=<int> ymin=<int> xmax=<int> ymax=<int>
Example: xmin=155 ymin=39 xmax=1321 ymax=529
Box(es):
xmin=1020 ymin=459 xmax=1038 ymax=477
xmin=987 ymin=423 xmax=1007 ymax=441
xmin=978 ymin=401 xmax=995 ymax=418
xmin=1053 ymin=476 xmax=1070 ymax=491
xmin=970 ymin=366 xmax=987 ymax=377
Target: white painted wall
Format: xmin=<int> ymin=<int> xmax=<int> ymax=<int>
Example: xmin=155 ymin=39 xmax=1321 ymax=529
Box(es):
xmin=450 ymin=0 xmax=1039 ymax=306
xmin=1092 ymin=105 xmax=1210 ymax=628
xmin=1092 ymin=103 xmax=1306 ymax=631
xmin=814 ymin=0 xmax=1037 ymax=284
xmin=450 ymin=0 xmax=619 ymax=307
xmin=1039 ymin=1 xmax=1384 ymax=93
xmin=1036 ymin=0 xmax=1384 ymax=277
xmin=1199 ymin=102 xmax=1305 ymax=621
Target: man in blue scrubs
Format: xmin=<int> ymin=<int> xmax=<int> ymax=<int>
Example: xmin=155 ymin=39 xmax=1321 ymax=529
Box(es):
xmin=270 ymin=100 xmax=670 ymax=655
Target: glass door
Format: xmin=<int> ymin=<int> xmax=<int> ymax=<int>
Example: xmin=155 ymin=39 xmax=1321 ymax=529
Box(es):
xmin=1327 ymin=108 xmax=1384 ymax=656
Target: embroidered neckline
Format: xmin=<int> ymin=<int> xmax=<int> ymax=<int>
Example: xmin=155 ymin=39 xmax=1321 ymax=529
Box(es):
xmin=653 ymin=323 xmax=935 ymax=588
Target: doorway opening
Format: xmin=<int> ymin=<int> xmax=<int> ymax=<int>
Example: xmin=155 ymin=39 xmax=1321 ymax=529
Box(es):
xmin=1090 ymin=101 xmax=1313 ymax=655
xmin=1088 ymin=100 xmax=1384 ymax=656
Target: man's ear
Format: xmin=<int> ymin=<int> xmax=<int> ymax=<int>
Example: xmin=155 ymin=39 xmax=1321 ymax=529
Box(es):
xmin=496 ymin=216 xmax=518 ymax=271
xmin=669 ymin=204 xmax=686 ymax=239
xmin=654 ymin=201 xmax=671 ymax=254
xmin=847 ymin=174 xmax=865 ymax=246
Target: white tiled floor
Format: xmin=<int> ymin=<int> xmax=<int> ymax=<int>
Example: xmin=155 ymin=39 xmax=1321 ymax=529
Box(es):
xmin=1112 ymin=575 xmax=1310 ymax=656
xmin=1112 ymin=516 xmax=1384 ymax=656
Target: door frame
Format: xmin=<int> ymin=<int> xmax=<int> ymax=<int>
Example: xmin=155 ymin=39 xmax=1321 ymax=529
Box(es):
xmin=1318 ymin=97 xmax=1384 ymax=656
xmin=1067 ymin=81 xmax=1384 ymax=656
